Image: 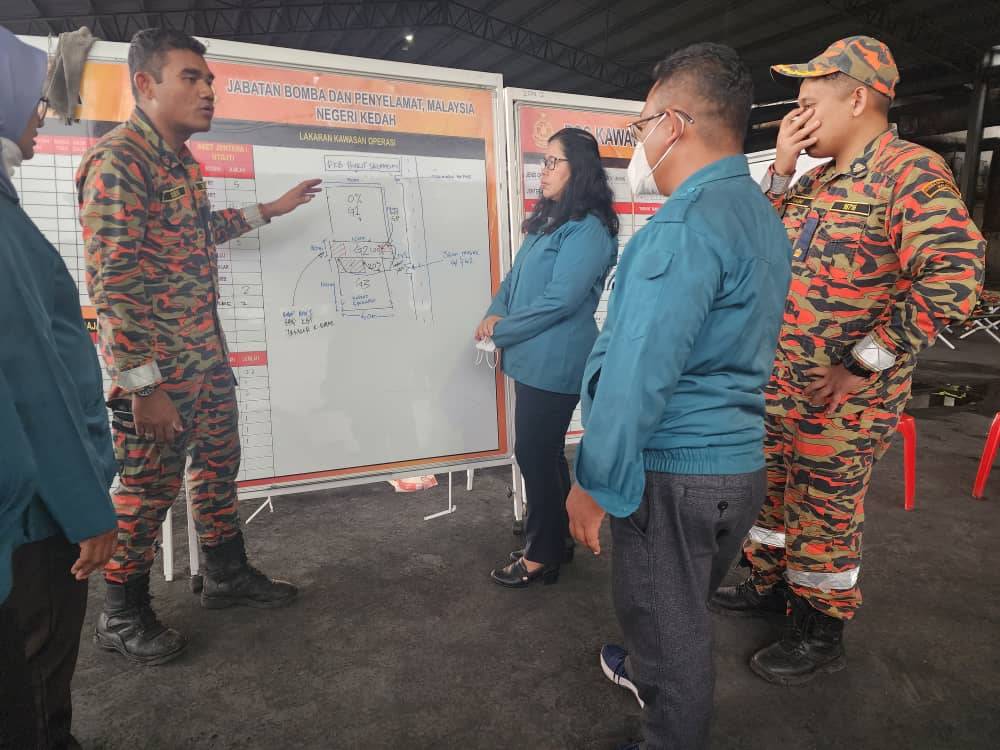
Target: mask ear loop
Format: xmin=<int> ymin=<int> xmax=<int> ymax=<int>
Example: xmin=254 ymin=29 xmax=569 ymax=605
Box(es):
xmin=475 ymin=349 xmax=499 ymax=369
xmin=648 ymin=109 xmax=685 ymax=174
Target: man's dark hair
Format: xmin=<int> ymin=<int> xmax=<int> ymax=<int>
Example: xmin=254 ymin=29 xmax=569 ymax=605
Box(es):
xmin=651 ymin=43 xmax=753 ymax=142
xmin=128 ymin=28 xmax=207 ymax=97
xmin=522 ymin=128 xmax=619 ymax=237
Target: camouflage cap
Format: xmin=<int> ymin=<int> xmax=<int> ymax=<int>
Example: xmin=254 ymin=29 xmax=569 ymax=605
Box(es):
xmin=771 ymin=36 xmax=899 ymax=99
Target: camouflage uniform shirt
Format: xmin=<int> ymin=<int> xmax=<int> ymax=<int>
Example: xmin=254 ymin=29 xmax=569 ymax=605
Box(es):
xmin=76 ymin=109 xmax=267 ymax=394
xmin=765 ymin=128 xmax=986 ymax=417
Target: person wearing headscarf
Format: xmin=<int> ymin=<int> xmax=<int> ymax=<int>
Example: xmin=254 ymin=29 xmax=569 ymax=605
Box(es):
xmin=0 ymin=26 xmax=117 ymax=749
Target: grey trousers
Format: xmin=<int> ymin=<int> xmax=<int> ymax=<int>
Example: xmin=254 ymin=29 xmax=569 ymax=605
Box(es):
xmin=611 ymin=469 xmax=766 ymax=750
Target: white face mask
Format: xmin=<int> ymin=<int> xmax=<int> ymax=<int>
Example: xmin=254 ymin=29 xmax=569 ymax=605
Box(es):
xmin=475 ymin=337 xmax=498 ymax=369
xmin=0 ymin=137 xmax=24 ymax=180
xmin=626 ymin=112 xmax=685 ymax=197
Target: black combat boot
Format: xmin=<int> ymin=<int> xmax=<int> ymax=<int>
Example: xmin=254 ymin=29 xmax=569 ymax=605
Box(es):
xmin=709 ymin=575 xmax=787 ymax=617
xmin=750 ymin=593 xmax=847 ymax=685
xmin=200 ymin=532 xmax=298 ymax=609
xmin=95 ymin=575 xmax=187 ymax=666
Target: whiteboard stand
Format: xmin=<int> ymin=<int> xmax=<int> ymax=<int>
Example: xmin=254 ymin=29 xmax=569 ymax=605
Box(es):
xmin=162 ymin=506 xmax=174 ymax=582
xmin=246 ymin=496 xmax=275 ymax=524
xmin=510 ymin=463 xmax=526 ymax=536
xmin=424 ymin=473 xmax=458 ymax=521
xmin=185 ymin=491 xmax=199 ymax=574
xmin=160 ymin=480 xmax=203 ymax=586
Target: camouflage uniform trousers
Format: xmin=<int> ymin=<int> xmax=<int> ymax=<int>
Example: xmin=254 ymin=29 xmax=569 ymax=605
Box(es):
xmin=104 ymin=364 xmax=241 ymax=583
xmin=743 ymin=405 xmax=899 ymax=620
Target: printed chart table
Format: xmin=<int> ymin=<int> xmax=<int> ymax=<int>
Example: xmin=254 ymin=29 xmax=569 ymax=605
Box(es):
xmin=14 ymin=134 xmax=277 ymax=482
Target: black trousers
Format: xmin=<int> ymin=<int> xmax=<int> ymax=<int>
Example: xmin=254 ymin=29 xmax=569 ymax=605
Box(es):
xmin=612 ymin=469 xmax=766 ymax=750
xmin=514 ymin=381 xmax=580 ymax=567
xmin=0 ymin=535 xmax=88 ymax=750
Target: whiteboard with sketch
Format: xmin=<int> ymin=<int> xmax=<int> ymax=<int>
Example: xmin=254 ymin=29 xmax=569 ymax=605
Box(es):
xmin=16 ymin=35 xmax=514 ymax=497
xmin=255 ymin=147 xmax=503 ymax=479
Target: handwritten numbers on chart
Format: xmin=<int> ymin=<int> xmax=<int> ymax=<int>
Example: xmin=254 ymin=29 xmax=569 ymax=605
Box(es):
xmin=347 ymin=192 xmax=364 ymax=222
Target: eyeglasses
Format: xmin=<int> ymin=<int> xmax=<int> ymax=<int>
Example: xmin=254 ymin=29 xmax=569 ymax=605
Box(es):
xmin=541 ymin=156 xmax=569 ymax=171
xmin=627 ymin=108 xmax=694 ymax=142
xmin=37 ymin=97 xmax=49 ymax=121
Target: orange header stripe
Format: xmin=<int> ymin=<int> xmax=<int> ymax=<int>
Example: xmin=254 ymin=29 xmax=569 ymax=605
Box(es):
xmin=517 ymin=103 xmax=639 ymax=160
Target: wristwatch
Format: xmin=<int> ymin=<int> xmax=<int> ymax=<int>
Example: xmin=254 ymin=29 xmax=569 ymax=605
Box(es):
xmin=840 ymin=353 xmax=876 ymax=379
xmin=761 ymin=165 xmax=793 ymax=195
xmin=134 ymin=385 xmax=157 ymax=397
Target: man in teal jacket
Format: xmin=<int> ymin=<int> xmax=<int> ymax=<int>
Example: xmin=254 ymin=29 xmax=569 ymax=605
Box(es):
xmin=0 ymin=26 xmax=118 ymax=749
xmin=566 ymin=44 xmax=792 ymax=750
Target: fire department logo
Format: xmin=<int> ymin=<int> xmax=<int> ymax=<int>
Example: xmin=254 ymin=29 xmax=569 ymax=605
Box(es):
xmin=532 ymin=113 xmax=555 ymax=150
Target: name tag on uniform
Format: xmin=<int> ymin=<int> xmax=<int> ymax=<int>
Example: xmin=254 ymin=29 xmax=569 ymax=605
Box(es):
xmin=194 ymin=180 xmax=207 ymax=192
xmin=829 ymin=201 xmax=872 ymax=216
xmin=786 ymin=195 xmax=812 ymax=208
xmin=161 ymin=185 xmax=187 ymax=203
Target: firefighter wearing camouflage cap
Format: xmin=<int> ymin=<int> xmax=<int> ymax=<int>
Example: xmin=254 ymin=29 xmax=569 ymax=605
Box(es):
xmin=771 ymin=34 xmax=899 ymax=99
xmin=711 ymin=36 xmax=985 ymax=684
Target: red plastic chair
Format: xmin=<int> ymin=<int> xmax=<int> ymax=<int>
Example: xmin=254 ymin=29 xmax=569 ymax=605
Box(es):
xmin=972 ymin=412 xmax=1000 ymax=500
xmin=898 ymin=414 xmax=917 ymax=511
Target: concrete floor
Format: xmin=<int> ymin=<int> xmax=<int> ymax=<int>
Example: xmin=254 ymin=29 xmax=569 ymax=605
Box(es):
xmin=71 ymin=339 xmax=1000 ymax=750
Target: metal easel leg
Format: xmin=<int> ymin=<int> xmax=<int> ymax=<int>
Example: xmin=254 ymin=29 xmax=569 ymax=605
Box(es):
xmin=186 ymin=491 xmax=199 ymax=575
xmin=162 ymin=506 xmax=174 ymax=582
xmin=425 ymin=473 xmax=457 ymax=521
xmin=246 ymin=496 xmax=274 ymax=524
xmin=185 ymin=486 xmax=203 ymax=593
xmin=511 ymin=462 xmax=525 ymax=536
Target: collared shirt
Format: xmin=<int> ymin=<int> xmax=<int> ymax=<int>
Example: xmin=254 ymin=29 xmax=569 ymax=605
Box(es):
xmin=575 ymin=155 xmax=792 ymax=517
xmin=485 ymin=213 xmax=617 ymax=395
xmin=76 ymin=109 xmax=267 ymax=394
xmin=764 ymin=129 xmax=986 ymax=416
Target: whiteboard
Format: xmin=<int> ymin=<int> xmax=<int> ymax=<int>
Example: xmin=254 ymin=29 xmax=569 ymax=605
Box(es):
xmin=503 ymin=87 xmax=667 ymax=441
xmin=16 ymin=35 xmax=514 ymax=496
xmin=502 ymin=88 xmax=830 ymax=444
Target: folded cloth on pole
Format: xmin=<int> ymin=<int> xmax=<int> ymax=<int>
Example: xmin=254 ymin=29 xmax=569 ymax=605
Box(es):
xmin=45 ymin=27 xmax=97 ymax=124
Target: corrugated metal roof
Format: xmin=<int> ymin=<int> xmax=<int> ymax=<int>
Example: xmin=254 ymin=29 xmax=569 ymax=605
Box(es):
xmin=4 ymin=0 xmax=997 ymax=141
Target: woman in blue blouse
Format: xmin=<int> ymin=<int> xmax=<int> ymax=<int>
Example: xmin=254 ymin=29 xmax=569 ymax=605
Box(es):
xmin=477 ymin=127 xmax=618 ymax=587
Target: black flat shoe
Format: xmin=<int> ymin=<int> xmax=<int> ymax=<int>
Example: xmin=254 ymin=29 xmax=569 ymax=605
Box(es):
xmin=508 ymin=546 xmax=575 ymax=565
xmin=490 ymin=558 xmax=560 ymax=587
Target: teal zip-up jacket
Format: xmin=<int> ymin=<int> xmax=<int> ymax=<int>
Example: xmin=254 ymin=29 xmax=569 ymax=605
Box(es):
xmin=0 ymin=370 xmax=37 ymax=602
xmin=575 ymin=155 xmax=792 ymax=517
xmin=486 ymin=213 xmax=617 ymax=395
xmin=0 ymin=188 xmax=118 ymax=601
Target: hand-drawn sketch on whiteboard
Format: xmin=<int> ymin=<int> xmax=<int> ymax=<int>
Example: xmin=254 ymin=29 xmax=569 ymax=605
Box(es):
xmin=289 ymin=155 xmax=437 ymax=325
xmin=254 ymin=142 xmax=500 ymax=480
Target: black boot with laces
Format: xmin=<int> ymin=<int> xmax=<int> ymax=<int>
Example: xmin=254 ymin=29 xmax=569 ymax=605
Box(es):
xmin=200 ymin=532 xmax=298 ymax=609
xmin=750 ymin=593 xmax=847 ymax=685
xmin=709 ymin=575 xmax=787 ymax=617
xmin=95 ymin=574 xmax=187 ymax=666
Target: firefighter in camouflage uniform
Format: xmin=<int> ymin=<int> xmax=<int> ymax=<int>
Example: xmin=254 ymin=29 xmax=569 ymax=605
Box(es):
xmin=77 ymin=28 xmax=320 ymax=665
xmin=710 ymin=36 xmax=986 ymax=684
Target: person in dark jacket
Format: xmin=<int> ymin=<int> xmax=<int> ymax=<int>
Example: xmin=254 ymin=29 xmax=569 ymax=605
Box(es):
xmin=0 ymin=26 xmax=118 ymax=749
xmin=477 ymin=127 xmax=618 ymax=587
